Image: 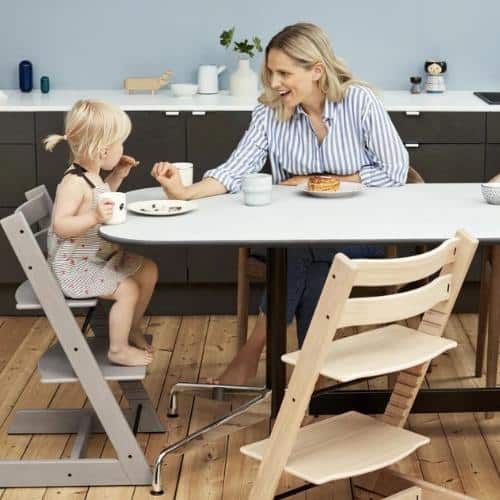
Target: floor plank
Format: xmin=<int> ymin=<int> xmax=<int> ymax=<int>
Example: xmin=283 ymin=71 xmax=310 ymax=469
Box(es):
xmin=0 ymin=314 xmax=498 ymax=500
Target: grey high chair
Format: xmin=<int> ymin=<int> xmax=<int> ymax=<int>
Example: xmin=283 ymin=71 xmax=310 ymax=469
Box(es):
xmin=0 ymin=185 xmax=163 ymax=487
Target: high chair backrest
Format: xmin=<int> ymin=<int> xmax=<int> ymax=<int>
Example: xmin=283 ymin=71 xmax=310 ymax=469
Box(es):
xmin=15 ymin=185 xmax=53 ymax=257
xmin=302 ymin=229 xmax=477 ymax=428
xmin=1 ymin=189 xmax=85 ymax=344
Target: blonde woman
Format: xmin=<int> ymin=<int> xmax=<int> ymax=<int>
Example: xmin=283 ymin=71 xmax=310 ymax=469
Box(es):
xmin=151 ymin=23 xmax=409 ymax=384
xmin=46 ymin=100 xmax=158 ymax=366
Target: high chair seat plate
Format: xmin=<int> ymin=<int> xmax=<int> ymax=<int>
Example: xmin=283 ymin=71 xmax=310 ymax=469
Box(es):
xmin=281 ymin=324 xmax=457 ymax=382
xmin=15 ymin=280 xmax=98 ymax=310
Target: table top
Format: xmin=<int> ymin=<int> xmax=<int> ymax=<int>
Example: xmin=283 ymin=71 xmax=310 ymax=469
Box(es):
xmin=99 ymin=184 xmax=500 ymax=246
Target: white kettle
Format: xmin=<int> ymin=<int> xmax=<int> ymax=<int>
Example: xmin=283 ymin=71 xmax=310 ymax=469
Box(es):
xmin=197 ymin=65 xmax=226 ymax=94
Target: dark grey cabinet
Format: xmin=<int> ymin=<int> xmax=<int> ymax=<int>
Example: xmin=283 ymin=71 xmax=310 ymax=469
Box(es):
xmin=0 ymin=113 xmax=35 ymax=143
xmin=390 ymin=112 xmax=485 ymax=144
xmin=186 ymin=111 xmax=252 ymax=282
xmin=0 ymin=145 xmax=36 ymax=206
xmin=35 ymin=112 xmax=70 ymax=200
xmin=405 ymin=144 xmax=484 ymax=182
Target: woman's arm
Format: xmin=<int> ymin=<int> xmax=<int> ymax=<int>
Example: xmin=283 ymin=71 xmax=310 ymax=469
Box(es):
xmin=151 ymin=164 xmax=227 ymax=200
xmin=151 ymin=105 xmax=270 ymax=200
xmin=360 ymin=91 xmax=409 ymax=186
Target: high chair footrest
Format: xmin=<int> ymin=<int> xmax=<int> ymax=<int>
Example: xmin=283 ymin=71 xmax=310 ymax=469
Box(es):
xmin=38 ymin=337 xmax=146 ymax=383
xmin=282 ymin=324 xmax=457 ymax=382
xmin=240 ymin=411 xmax=429 ymax=485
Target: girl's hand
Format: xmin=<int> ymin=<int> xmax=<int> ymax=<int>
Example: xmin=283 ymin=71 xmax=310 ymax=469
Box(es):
xmin=280 ymin=175 xmax=311 ymax=186
xmin=113 ymin=155 xmax=140 ymax=179
xmin=94 ymin=199 xmax=114 ymax=224
xmin=151 ymin=162 xmax=189 ymax=200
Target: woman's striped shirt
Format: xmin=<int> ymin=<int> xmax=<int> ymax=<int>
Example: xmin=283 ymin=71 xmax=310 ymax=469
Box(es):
xmin=204 ymin=85 xmax=409 ymax=192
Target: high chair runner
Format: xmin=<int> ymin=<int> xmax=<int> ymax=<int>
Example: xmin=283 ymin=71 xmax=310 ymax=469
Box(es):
xmin=241 ymin=229 xmax=478 ymax=500
xmin=0 ymin=185 xmax=164 ymax=487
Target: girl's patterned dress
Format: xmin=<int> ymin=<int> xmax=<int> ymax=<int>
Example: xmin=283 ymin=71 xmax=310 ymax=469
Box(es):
xmin=47 ymin=164 xmax=143 ymax=299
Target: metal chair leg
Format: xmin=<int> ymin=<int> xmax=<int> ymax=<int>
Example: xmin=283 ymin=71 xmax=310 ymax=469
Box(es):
xmin=152 ymin=388 xmax=270 ymax=495
xmin=167 ymin=382 xmax=267 ymax=417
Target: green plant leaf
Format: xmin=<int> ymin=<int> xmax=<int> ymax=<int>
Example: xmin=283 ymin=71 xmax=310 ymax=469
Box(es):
xmin=234 ymin=39 xmax=255 ymax=57
xmin=253 ymin=37 xmax=263 ymax=52
xmin=220 ymin=27 xmax=235 ymax=48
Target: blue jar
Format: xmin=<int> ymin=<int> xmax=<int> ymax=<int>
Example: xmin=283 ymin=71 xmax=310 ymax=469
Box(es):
xmin=19 ymin=60 xmax=33 ymax=92
xmin=40 ymin=76 xmax=50 ymax=94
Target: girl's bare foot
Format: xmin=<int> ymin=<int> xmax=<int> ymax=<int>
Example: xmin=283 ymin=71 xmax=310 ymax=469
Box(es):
xmin=129 ymin=329 xmax=153 ymax=353
xmin=108 ymin=345 xmax=153 ymax=366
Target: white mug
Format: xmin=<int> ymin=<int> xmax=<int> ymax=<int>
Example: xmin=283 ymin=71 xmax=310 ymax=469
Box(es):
xmin=97 ymin=191 xmax=127 ymax=225
xmin=172 ymin=162 xmax=194 ymax=187
xmin=242 ymin=173 xmax=272 ymax=206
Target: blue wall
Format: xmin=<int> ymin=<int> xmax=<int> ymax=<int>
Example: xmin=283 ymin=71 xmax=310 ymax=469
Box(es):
xmin=1 ymin=0 xmax=498 ymax=91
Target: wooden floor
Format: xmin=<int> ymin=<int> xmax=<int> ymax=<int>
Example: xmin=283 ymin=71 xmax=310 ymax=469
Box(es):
xmin=0 ymin=313 xmax=499 ymax=499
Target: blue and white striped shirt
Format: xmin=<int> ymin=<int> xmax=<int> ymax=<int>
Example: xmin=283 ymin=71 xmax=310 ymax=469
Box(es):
xmin=204 ymin=85 xmax=409 ymax=192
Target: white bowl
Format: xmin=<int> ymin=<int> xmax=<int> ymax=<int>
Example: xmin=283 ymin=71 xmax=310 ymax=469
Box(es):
xmin=170 ymin=83 xmax=198 ymax=97
xmin=481 ymin=183 xmax=500 ymax=205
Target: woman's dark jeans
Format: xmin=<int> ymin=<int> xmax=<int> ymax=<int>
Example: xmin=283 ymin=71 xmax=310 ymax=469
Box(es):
xmin=258 ymin=245 xmax=384 ymax=346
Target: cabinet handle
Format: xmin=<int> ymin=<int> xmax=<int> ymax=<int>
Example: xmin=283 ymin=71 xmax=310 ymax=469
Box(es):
xmin=405 ymin=143 xmax=420 ymax=149
xmin=165 ymin=111 xmax=180 ymax=116
xmin=192 ymin=111 xmax=206 ymax=116
xmin=405 ymin=111 xmax=421 ymax=116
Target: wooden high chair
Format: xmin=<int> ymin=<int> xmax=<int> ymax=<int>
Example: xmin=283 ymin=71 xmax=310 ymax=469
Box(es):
xmin=241 ymin=229 xmax=478 ymax=500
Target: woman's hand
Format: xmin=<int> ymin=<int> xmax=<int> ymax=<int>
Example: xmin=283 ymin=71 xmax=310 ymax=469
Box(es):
xmin=280 ymin=175 xmax=311 ymax=186
xmin=112 ymin=155 xmax=140 ymax=179
xmin=151 ymin=162 xmax=189 ymax=200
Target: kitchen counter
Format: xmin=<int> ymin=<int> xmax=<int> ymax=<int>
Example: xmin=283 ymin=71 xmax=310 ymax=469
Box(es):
xmin=0 ymin=89 xmax=499 ymax=112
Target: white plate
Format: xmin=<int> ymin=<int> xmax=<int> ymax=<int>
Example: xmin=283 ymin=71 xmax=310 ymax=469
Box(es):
xmin=128 ymin=199 xmax=197 ymax=216
xmin=297 ymin=181 xmax=363 ymax=198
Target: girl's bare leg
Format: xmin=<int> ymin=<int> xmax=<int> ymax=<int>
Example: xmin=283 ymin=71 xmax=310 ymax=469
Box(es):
xmin=128 ymin=258 xmax=158 ymax=352
xmin=103 ymin=278 xmax=154 ymax=366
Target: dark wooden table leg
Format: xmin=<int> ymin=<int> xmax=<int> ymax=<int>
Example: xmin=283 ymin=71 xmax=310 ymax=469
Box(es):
xmin=486 ymin=245 xmax=500 ymax=417
xmin=266 ymin=247 xmax=287 ymax=418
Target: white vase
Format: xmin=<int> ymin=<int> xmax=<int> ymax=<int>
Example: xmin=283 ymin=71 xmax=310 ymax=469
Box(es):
xmin=229 ymin=59 xmax=258 ymax=97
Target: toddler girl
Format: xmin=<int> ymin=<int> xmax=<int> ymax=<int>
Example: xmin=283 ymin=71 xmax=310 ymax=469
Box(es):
xmin=45 ymin=99 xmax=158 ymax=366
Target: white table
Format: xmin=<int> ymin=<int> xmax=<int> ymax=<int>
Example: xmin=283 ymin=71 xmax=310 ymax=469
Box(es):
xmin=100 ymin=184 xmax=500 ymax=416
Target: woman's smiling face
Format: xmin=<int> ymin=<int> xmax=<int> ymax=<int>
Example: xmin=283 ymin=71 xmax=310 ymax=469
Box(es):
xmin=266 ymin=48 xmax=322 ymax=108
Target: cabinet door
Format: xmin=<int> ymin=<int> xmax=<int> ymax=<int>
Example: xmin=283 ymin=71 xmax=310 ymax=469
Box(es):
xmin=123 ymin=112 xmax=188 ymax=283
xmin=406 ymin=144 xmax=485 ymax=182
xmin=0 ymin=113 xmax=34 ymax=143
xmin=485 ymin=144 xmax=500 ymax=181
xmin=35 ymin=112 xmax=70 ymax=200
xmin=0 ymin=145 xmax=36 ymax=206
xmin=390 ymin=112 xmax=485 ymax=143
xmin=186 ymin=111 xmax=252 ymax=282
xmin=120 ymin=111 xmax=187 ymax=192
xmin=487 ymin=114 xmax=500 ymax=143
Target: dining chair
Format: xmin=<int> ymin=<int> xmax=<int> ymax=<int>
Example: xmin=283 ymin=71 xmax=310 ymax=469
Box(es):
xmin=236 ymin=166 xmax=426 ymax=347
xmin=241 ymin=229 xmax=477 ymax=500
xmin=0 ymin=185 xmax=164 ymax=487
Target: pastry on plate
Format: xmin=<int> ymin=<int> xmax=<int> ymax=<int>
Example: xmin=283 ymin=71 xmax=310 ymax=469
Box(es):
xmin=308 ymin=175 xmax=340 ymax=192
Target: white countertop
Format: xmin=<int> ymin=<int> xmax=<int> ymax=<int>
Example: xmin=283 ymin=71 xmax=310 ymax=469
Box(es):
xmin=0 ymin=89 xmax=498 ymax=112
xmin=100 ymin=184 xmax=500 ymax=246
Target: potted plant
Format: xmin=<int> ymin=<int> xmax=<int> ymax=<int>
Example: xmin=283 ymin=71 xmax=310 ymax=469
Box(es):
xmin=220 ymin=27 xmax=263 ymax=97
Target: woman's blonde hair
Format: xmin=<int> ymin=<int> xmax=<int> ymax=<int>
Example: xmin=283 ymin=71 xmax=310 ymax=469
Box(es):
xmin=44 ymin=99 xmax=131 ymax=162
xmin=259 ymin=23 xmax=370 ymax=121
